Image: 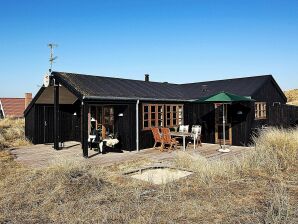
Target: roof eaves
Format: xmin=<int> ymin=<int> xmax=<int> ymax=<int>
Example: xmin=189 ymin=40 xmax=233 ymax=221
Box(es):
xmin=251 ymin=75 xmax=287 ymax=102
xmin=83 ymin=95 xmax=192 ymax=102
xmin=52 ymin=72 xmax=84 ymax=99
xmin=268 ymin=75 xmax=287 ymax=102
xmin=179 ymin=74 xmax=272 ymax=86
xmin=24 ymin=87 xmax=45 ymax=116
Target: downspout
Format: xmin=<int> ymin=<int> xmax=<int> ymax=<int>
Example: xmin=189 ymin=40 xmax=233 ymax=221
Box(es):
xmin=136 ymin=99 xmax=140 ymax=151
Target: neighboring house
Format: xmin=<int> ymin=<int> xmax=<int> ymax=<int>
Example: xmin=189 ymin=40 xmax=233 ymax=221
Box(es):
xmin=0 ymin=93 xmax=32 ymax=119
xmin=24 ymin=71 xmax=298 ymax=157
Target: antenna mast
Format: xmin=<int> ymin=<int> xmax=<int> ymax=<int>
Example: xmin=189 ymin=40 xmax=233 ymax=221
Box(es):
xmin=48 ymin=43 xmax=58 ymax=72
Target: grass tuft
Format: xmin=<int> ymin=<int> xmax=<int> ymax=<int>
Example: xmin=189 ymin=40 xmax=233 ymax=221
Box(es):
xmin=0 ymin=118 xmax=31 ymax=150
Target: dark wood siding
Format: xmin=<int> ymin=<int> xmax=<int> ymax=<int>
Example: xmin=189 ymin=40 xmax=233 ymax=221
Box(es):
xmin=268 ymin=104 xmax=298 ymax=127
xmin=82 ymin=101 xmax=137 ymax=151
xmin=230 ymin=102 xmax=255 ymax=145
xmin=114 ymin=104 xmax=136 ymax=151
xmin=27 ymin=103 xmax=81 ymax=144
xmin=184 ymin=103 xmax=215 ymax=144
xmin=184 ymin=102 xmax=256 ymax=146
xmin=25 ymin=105 xmax=36 ymax=143
xmin=252 ymin=78 xmax=287 ymax=129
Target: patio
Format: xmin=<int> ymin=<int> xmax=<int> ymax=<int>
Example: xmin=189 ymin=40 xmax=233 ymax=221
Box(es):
xmin=11 ymin=142 xmax=252 ymax=168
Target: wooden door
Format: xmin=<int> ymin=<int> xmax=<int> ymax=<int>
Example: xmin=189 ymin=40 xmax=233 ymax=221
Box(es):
xmin=215 ymin=104 xmax=232 ymax=145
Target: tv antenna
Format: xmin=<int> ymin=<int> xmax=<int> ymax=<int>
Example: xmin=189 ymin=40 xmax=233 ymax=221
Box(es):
xmin=48 ymin=43 xmax=58 ymax=72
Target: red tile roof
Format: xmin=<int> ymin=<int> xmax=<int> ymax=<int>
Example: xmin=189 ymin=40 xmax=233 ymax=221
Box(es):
xmin=0 ymin=98 xmax=25 ymax=118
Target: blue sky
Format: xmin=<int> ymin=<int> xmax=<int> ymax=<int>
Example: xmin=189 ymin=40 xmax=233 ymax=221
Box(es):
xmin=0 ymin=0 xmax=298 ymax=97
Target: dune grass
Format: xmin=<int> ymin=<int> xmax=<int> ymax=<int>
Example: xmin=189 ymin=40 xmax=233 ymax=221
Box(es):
xmin=0 ymin=118 xmax=31 ymax=150
xmin=0 ymin=127 xmax=297 ymax=223
xmin=285 ymin=89 xmax=298 ymax=105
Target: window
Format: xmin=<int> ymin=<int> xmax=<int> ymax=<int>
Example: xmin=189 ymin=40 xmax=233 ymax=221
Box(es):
xmin=143 ymin=104 xmax=164 ymax=129
xmin=142 ymin=104 xmax=183 ymax=129
xmin=166 ymin=105 xmax=183 ymax=127
xmin=255 ymin=102 xmax=266 ymax=119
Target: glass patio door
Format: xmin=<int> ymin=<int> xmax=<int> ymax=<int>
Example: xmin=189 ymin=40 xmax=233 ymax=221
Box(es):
xmin=102 ymin=106 xmax=114 ymax=138
xmin=89 ymin=106 xmax=114 ymax=139
xmin=215 ymin=104 xmax=232 ymax=145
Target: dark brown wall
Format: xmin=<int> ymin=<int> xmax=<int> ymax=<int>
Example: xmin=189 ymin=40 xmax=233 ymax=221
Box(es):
xmin=252 ymin=78 xmax=287 ymax=128
xmin=25 ymin=103 xmax=81 ymax=144
xmin=268 ymin=104 xmax=298 ymax=127
xmin=114 ymin=104 xmax=136 ymax=151
xmin=184 ymin=103 xmax=215 ymax=143
xmin=230 ymin=102 xmax=255 ymax=145
xmin=184 ymin=102 xmax=254 ymax=146
xmin=25 ymin=105 xmax=36 ymax=143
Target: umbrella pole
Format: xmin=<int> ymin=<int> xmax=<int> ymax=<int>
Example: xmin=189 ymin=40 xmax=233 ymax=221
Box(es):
xmin=223 ymin=104 xmax=226 ymax=150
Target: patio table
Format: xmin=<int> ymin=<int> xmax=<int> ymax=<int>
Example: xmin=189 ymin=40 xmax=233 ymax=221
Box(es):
xmin=170 ymin=132 xmax=195 ymax=151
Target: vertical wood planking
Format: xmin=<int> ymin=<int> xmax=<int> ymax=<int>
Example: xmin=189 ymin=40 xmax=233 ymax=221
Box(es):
xmin=54 ymin=82 xmax=60 ymax=149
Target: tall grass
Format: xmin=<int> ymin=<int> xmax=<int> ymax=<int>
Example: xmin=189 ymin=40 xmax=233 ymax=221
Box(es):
xmin=0 ymin=127 xmax=297 ymax=223
xmin=175 ymin=127 xmax=298 ymax=183
xmin=246 ymin=128 xmax=298 ymax=174
xmin=0 ymin=118 xmax=31 ymax=150
xmin=285 ymin=89 xmax=298 ymax=105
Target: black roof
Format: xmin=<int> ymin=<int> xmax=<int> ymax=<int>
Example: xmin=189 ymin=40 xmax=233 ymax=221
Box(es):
xmin=52 ymin=71 xmax=285 ymax=101
xmin=54 ymin=72 xmax=185 ymax=101
xmin=180 ymin=75 xmax=272 ymax=99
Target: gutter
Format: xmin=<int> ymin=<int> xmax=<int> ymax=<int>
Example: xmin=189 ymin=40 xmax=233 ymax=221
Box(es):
xmin=83 ymin=95 xmax=191 ymax=102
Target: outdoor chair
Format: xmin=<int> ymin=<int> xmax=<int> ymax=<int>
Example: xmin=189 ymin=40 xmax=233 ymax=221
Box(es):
xmin=161 ymin=128 xmax=178 ymax=151
xmin=179 ymin=125 xmax=189 ymax=133
xmin=151 ymin=127 xmax=163 ymax=150
xmin=190 ymin=125 xmax=202 ymax=147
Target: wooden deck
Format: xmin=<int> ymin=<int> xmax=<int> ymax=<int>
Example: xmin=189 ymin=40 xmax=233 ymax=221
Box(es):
xmin=11 ymin=142 xmax=252 ymax=168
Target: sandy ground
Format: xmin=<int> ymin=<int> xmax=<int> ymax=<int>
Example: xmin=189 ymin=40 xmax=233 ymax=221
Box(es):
xmin=131 ymin=168 xmax=193 ymax=184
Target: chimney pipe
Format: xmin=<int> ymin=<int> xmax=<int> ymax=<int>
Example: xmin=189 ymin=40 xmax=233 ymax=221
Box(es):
xmin=25 ymin=93 xmax=32 ymax=109
xmin=145 ymin=74 xmax=149 ymax=82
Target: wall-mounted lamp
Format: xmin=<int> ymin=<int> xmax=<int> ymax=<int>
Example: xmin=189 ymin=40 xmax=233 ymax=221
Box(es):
xmin=118 ymin=113 xmax=124 ymax=117
xmin=73 ymin=112 xmax=77 ymax=116
xmin=237 ymin=111 xmax=243 ymax=115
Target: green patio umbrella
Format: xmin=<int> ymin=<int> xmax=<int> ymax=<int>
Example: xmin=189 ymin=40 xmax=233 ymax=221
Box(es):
xmin=195 ymin=91 xmax=254 ymax=152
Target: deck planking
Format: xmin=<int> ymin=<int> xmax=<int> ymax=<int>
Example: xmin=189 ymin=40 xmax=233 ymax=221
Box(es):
xmin=10 ymin=142 xmax=252 ymax=168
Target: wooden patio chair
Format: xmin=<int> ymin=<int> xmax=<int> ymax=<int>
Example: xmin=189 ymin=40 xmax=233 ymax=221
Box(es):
xmin=151 ymin=127 xmax=163 ymax=150
xmin=161 ymin=128 xmax=178 ymax=151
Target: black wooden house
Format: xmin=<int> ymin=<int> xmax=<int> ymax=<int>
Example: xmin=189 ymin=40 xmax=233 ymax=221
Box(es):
xmin=24 ymin=72 xmax=298 ymax=157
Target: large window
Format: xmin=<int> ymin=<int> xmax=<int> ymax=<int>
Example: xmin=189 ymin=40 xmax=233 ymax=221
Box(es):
xmin=143 ymin=104 xmax=164 ymax=129
xmin=255 ymin=102 xmax=267 ymax=120
xmin=142 ymin=104 xmax=183 ymax=129
xmin=166 ymin=105 xmax=183 ymax=127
